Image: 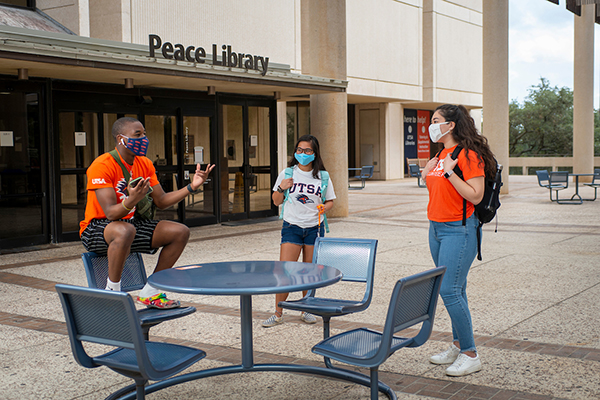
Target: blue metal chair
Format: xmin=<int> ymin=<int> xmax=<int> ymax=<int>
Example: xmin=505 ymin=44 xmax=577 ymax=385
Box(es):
xmin=279 ymin=237 xmax=377 ymax=367
xmin=408 ymin=164 xmax=426 ymax=187
xmin=583 ymin=168 xmax=600 ymax=200
xmin=312 ymin=266 xmax=446 ymax=400
xmin=348 ymin=165 xmax=374 ymax=189
xmin=81 ymin=252 xmax=196 ymax=340
xmin=537 ymin=170 xmax=569 ymax=202
xmin=548 ymin=171 xmax=569 ymax=202
xmin=55 ymin=284 xmax=206 ymax=400
xmin=536 ymin=169 xmax=551 ymax=188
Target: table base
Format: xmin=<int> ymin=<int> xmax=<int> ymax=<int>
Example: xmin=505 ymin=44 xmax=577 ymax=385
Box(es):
xmin=119 ymin=363 xmax=397 ymax=400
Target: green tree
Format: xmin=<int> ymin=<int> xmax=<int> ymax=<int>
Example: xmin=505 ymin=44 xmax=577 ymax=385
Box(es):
xmin=509 ymin=78 xmax=574 ymax=157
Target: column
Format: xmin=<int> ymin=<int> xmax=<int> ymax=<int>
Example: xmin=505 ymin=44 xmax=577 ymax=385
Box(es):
xmin=276 ymin=101 xmax=288 ymax=172
xmin=301 ymin=0 xmax=349 ymax=217
xmin=482 ymin=0 xmax=509 ymax=193
xmin=573 ymin=5 xmax=595 ymax=180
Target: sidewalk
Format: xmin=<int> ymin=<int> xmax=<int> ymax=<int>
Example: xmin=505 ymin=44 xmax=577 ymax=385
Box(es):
xmin=1 ymin=176 xmax=598 ymax=399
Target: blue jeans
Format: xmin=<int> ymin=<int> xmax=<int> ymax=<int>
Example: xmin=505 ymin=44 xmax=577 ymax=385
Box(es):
xmin=429 ymin=214 xmax=479 ymax=353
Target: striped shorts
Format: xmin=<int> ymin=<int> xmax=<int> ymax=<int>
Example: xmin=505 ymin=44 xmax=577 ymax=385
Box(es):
xmin=81 ymin=218 xmax=159 ymax=255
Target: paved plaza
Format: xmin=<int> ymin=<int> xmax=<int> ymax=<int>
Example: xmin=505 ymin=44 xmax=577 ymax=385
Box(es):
xmin=0 ymin=175 xmax=598 ymax=399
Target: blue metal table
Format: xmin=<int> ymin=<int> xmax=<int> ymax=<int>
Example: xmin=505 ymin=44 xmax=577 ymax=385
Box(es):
xmin=557 ymin=173 xmax=596 ymax=204
xmin=123 ymin=260 xmax=397 ymax=399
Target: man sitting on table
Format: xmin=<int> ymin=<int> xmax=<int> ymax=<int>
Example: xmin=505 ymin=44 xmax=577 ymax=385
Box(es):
xmin=79 ymin=117 xmax=214 ymax=309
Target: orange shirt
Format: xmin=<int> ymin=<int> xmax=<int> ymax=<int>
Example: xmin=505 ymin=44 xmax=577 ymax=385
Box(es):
xmin=426 ymin=145 xmax=485 ymax=222
xmin=79 ymin=150 xmax=159 ymax=235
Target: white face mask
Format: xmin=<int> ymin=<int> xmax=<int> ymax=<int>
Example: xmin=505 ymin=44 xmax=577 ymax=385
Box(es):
xmin=429 ymin=122 xmax=451 ymax=143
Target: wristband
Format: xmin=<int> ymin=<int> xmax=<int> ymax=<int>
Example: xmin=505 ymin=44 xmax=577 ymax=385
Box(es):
xmin=122 ymin=200 xmax=133 ymax=211
xmin=277 ymin=185 xmax=285 ymax=193
xmin=444 ymin=170 xmax=454 ymax=179
xmin=187 ymin=183 xmax=200 ymax=194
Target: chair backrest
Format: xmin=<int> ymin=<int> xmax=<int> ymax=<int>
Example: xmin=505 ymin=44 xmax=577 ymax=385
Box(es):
xmin=408 ymin=164 xmax=420 ymax=177
xmin=312 ymin=237 xmax=377 ymax=303
xmin=536 ymin=170 xmax=549 ymax=186
xmin=82 ymin=252 xmax=147 ymax=292
xmin=549 ymin=171 xmax=569 ymax=186
xmin=55 ymin=284 xmax=149 ymax=369
xmin=375 ymin=266 xmax=446 ymax=364
xmin=406 ymin=158 xmax=419 ymax=167
xmin=361 ymin=166 xmax=374 ymax=179
xmin=594 ymin=168 xmax=600 ymax=183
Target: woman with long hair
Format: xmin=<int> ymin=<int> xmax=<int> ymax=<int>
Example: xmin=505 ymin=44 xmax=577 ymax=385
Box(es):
xmin=421 ymin=104 xmax=495 ymax=376
xmin=262 ymin=134 xmax=336 ymax=327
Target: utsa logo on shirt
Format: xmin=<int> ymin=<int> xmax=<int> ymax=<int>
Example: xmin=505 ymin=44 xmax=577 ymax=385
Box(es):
xmin=116 ymin=178 xmax=129 ymax=201
xmin=289 ymin=183 xmax=322 ymax=198
xmin=295 ymin=194 xmax=314 ymax=204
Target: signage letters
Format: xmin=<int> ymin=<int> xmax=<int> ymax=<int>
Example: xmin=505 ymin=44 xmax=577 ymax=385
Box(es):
xmin=149 ymin=34 xmax=269 ymax=76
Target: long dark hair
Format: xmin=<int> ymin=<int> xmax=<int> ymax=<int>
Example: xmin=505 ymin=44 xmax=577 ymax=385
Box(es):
xmin=434 ymin=104 xmax=496 ymax=177
xmin=287 ymin=134 xmax=326 ymax=179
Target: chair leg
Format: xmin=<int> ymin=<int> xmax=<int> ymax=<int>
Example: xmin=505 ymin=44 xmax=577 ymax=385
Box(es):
xmin=322 ymin=317 xmax=331 ymax=339
xmin=134 ymin=379 xmax=147 ymax=400
xmin=105 ymin=383 xmax=137 ymax=400
xmin=370 ymin=367 xmax=379 ymax=400
xmin=322 ymin=317 xmax=335 ymax=368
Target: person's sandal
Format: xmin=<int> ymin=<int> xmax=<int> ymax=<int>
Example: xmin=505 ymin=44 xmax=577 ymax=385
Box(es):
xmin=137 ymin=293 xmax=180 ymax=309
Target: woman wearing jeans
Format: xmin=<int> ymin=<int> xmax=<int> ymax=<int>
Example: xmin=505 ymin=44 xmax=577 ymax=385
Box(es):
xmin=421 ymin=104 xmax=496 ymax=376
xmin=262 ymin=134 xmax=336 ymax=328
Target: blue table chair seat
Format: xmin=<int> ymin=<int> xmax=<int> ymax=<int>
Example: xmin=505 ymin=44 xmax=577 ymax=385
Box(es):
xmin=312 ymin=266 xmax=446 ymax=400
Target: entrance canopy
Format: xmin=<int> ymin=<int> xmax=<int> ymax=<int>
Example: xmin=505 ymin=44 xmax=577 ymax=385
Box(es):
xmin=0 ymin=25 xmax=346 ymax=98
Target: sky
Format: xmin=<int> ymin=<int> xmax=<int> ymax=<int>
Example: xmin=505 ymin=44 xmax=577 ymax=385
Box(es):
xmin=509 ymin=0 xmax=600 ymax=108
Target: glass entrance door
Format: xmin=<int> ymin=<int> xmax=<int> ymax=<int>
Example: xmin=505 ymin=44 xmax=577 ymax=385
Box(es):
xmin=58 ymin=112 xmax=101 ymax=241
xmin=0 ymin=88 xmax=46 ymax=249
xmin=219 ymin=101 xmax=275 ymax=221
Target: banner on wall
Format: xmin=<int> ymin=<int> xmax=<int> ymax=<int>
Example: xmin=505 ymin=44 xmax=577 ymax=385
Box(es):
xmin=403 ymin=109 xmax=417 ymax=160
xmin=417 ymin=110 xmax=431 ymax=159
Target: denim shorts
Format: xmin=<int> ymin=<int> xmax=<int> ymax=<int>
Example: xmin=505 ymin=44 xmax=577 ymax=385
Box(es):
xmin=281 ymin=221 xmax=324 ymax=246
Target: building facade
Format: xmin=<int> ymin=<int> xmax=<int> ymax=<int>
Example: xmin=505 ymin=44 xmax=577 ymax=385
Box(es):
xmin=0 ymin=0 xmax=485 ymax=250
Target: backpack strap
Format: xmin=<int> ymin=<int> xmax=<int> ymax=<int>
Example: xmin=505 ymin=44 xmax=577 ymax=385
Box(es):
xmin=447 ymin=146 xmax=467 ymax=226
xmin=319 ymin=171 xmax=330 ymax=234
xmin=109 ymin=149 xmax=131 ymax=182
xmin=279 ymin=167 xmax=294 ymax=220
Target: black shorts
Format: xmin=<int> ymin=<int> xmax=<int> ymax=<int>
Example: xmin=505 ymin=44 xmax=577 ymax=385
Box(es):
xmin=81 ymin=218 xmax=159 ymax=255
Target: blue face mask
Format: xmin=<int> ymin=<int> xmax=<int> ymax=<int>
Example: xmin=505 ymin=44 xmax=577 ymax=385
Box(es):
xmin=295 ymin=153 xmax=315 ymax=165
xmin=121 ymin=136 xmax=149 ymax=157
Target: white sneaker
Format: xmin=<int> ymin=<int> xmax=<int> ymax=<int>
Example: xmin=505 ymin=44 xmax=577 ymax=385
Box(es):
xmin=262 ymin=314 xmax=283 ymax=328
xmin=429 ymin=343 xmax=460 ymax=365
xmin=445 ymin=353 xmax=482 ymax=377
xmin=300 ymin=312 xmax=317 ymax=324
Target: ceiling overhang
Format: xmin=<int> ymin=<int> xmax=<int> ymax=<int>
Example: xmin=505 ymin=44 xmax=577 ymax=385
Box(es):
xmin=0 ymin=25 xmax=347 ymax=100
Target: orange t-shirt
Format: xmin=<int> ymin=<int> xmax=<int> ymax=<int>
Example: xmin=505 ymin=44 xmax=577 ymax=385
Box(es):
xmin=426 ymin=145 xmax=485 ymax=222
xmin=79 ymin=150 xmax=159 ymax=235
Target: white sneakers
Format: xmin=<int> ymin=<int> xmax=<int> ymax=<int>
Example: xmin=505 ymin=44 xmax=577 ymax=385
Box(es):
xmin=430 ymin=343 xmax=460 ymax=365
xmin=262 ymin=312 xmax=317 ymax=327
xmin=261 ymin=314 xmax=283 ymax=328
xmin=445 ymin=353 xmax=482 ymax=376
xmin=430 ymin=343 xmax=482 ymax=376
xmin=300 ymin=312 xmax=317 ymax=324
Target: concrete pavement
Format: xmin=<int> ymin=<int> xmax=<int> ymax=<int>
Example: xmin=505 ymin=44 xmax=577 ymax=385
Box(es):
xmin=1 ymin=175 xmax=599 ymax=399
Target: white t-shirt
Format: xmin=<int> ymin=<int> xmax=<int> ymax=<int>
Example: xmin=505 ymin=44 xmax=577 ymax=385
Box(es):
xmin=273 ymin=166 xmax=336 ymax=228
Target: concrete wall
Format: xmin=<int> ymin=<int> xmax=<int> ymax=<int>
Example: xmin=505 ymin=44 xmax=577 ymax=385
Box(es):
xmin=128 ymin=0 xmax=298 ymax=70
xmin=346 ymin=0 xmax=422 ymax=101
xmin=38 ymin=0 xmax=89 ymax=36
xmin=423 ymin=0 xmax=482 ymax=107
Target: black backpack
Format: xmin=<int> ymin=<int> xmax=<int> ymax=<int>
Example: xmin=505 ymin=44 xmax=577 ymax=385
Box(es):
xmin=437 ymin=146 xmax=503 ymax=260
